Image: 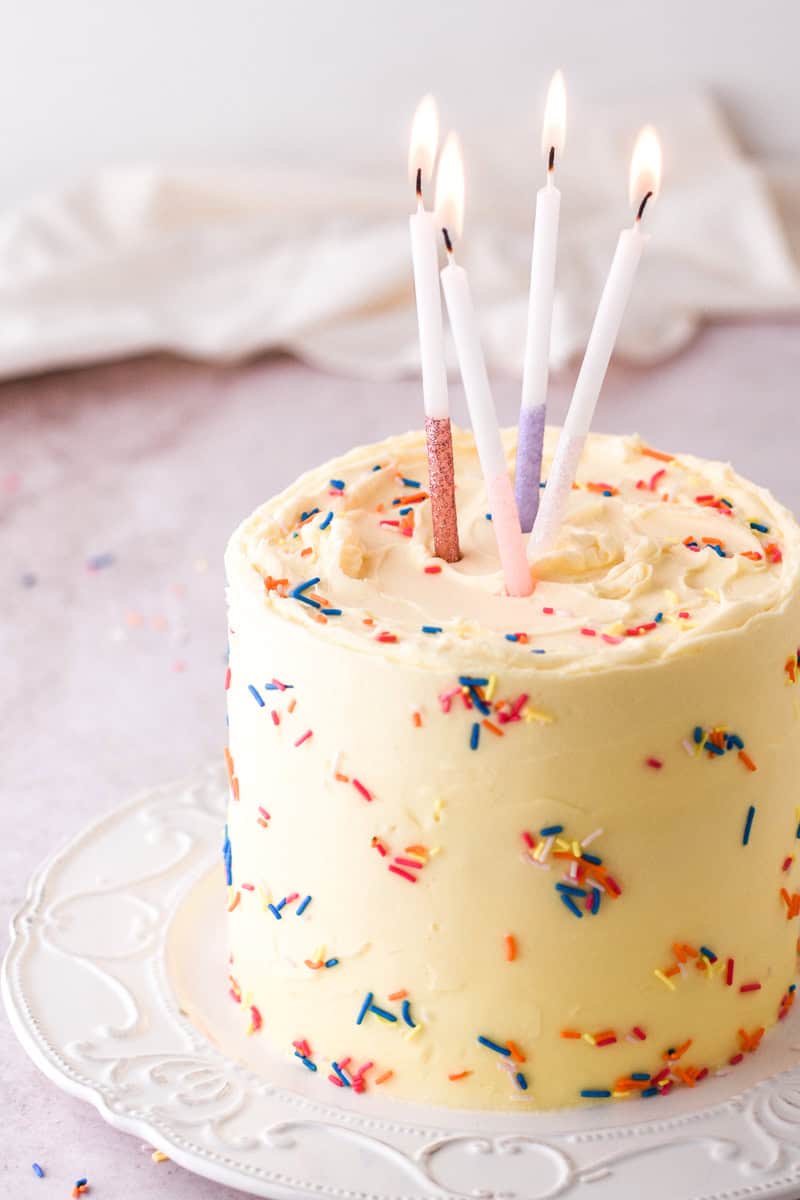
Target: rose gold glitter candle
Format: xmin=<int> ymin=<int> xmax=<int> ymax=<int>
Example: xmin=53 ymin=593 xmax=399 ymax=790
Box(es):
xmin=425 ymin=415 xmax=460 ymax=562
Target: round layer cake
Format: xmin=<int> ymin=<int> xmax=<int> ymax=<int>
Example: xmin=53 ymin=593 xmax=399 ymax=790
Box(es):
xmin=224 ymin=426 xmax=800 ymax=1110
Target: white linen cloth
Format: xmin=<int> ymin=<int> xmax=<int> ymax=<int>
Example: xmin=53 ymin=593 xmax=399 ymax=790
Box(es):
xmin=0 ymin=91 xmax=798 ymax=382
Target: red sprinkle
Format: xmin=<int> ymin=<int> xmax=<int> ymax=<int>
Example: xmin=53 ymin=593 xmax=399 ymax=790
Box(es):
xmin=740 ymin=982 xmax=762 ymax=993
xmin=580 ymin=627 xmax=597 ymax=637
xmin=424 ymin=564 xmax=442 ymax=574
xmin=631 ymin=1026 xmax=647 ymax=1041
xmin=249 ymin=1005 xmax=263 ymax=1032
xmin=783 ymin=857 xmax=794 ymax=872
xmin=389 ymin=865 xmax=418 ymax=883
xmin=729 ymin=1052 xmax=744 ymax=1065
xmin=352 ymin=779 xmax=373 ymax=802
xmin=294 ymin=729 xmax=313 ymax=747
xmin=645 ymin=757 xmax=663 ymax=769
xmin=271 ymin=710 xmax=280 ymax=726
xmin=376 ymin=632 xmax=398 ymax=643
xmin=224 ymin=666 xmax=231 ymax=690
xmin=726 ymin=958 xmax=735 ymax=987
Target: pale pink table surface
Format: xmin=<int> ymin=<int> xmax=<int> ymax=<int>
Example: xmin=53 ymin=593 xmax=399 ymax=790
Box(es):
xmin=3 ymin=323 xmax=800 ymax=1198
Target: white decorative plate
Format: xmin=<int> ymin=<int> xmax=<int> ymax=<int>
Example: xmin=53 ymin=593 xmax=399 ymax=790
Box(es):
xmin=5 ymin=764 xmax=800 ymax=1200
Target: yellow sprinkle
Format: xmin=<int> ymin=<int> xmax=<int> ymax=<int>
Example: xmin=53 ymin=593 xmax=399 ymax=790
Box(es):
xmin=554 ymin=837 xmax=570 ymax=852
xmin=703 ymin=588 xmax=721 ymax=603
xmin=151 ymin=1150 xmax=170 ymax=1164
xmin=612 ymin=1090 xmax=634 ymax=1099
xmin=582 ymin=1033 xmax=597 ymax=1045
xmin=523 ymin=706 xmax=554 ymax=724
xmin=428 ymin=846 xmax=442 ymax=857
xmin=533 ymin=841 xmax=546 ymax=862
xmin=485 ymin=674 xmax=497 ymax=701
xmin=654 ymin=969 xmax=676 ymax=991
xmin=433 ymin=797 xmax=444 ymax=822
xmin=572 ymin=840 xmax=582 ymax=858
xmin=405 ymin=1024 xmax=424 ymax=1041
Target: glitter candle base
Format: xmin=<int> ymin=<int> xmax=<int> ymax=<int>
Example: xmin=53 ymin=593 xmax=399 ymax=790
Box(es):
xmin=486 ymin=471 xmax=534 ymax=596
xmin=515 ymin=404 xmax=546 ymax=533
xmin=425 ymin=416 xmax=460 ymax=563
xmin=528 ymin=431 xmax=586 ymax=558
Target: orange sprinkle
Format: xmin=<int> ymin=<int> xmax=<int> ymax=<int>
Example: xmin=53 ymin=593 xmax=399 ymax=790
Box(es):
xmin=504 ymin=934 xmax=517 ymax=962
xmin=664 ymin=964 xmax=681 ymax=978
xmin=388 ymin=990 xmax=408 ymax=1001
xmin=448 ymin=1070 xmax=472 ymax=1081
xmin=641 ymin=445 xmax=674 ymax=462
xmin=363 ymin=617 xmax=375 ymax=626
xmin=313 ymin=613 xmax=328 ymax=624
xmin=405 ymin=844 xmax=427 ymax=856
xmin=375 ymin=1070 xmax=394 ymax=1085
xmin=560 ymin=1029 xmax=582 ymax=1039
xmin=663 ymin=1038 xmax=693 ymax=1061
xmin=227 ymin=890 xmax=241 ymax=912
xmin=301 ymin=547 xmax=313 ymax=557
xmin=224 ymin=747 xmax=235 ymax=785
xmin=232 ymin=776 xmax=240 ymax=801
xmin=288 ymin=698 xmax=297 ymax=713
xmin=335 ymin=771 xmax=350 ymax=783
xmin=482 ymin=719 xmax=504 ymax=737
xmin=412 ymin=711 xmax=423 ymax=727
xmin=738 ymin=750 xmax=758 ymax=772
xmin=741 ymin=550 xmax=763 ymax=561
xmin=506 ymin=1040 xmax=526 ymax=1063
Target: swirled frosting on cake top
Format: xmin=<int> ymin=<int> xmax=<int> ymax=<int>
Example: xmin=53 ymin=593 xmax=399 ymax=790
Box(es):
xmin=230 ymin=427 xmax=798 ymax=672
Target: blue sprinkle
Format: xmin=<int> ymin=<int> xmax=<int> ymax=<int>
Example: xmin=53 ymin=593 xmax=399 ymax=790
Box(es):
xmin=654 ymin=612 xmax=663 ymax=623
xmin=555 ymin=883 xmax=587 ymax=897
xmin=631 ymin=1073 xmax=651 ymax=1081
xmin=290 ymin=576 xmax=320 ymax=598
xmin=459 ymin=676 xmax=489 ymax=686
xmin=324 ymin=958 xmax=339 ymax=968
xmin=700 ymin=946 xmax=717 ymax=962
xmin=469 ymin=690 xmax=491 ymax=715
xmin=264 ymin=681 xmax=295 ymax=690
xmin=602 ymin=490 xmax=613 ymax=497
xmin=248 ymin=684 xmax=265 ymax=707
xmin=796 ymin=821 xmax=800 ymax=840
xmin=742 ymin=805 xmax=756 ymax=846
xmin=268 ymin=904 xmax=282 ymax=920
xmin=276 ymin=897 xmax=287 ymax=911
xmin=398 ymin=506 xmax=413 ymax=515
xmin=300 ymin=507 xmax=320 ymax=522
xmin=580 ymin=1089 xmax=611 ymax=1099
xmin=505 ymin=633 xmax=519 ymax=642
xmin=319 ymin=511 xmax=334 ymax=531
xmin=791 ymin=984 xmax=797 ymax=993
xmin=641 ymin=1086 xmax=661 ymax=1098
xmin=709 ymin=544 xmax=726 ymax=558
xmin=371 ymin=465 xmax=382 ymax=472
xmin=330 ymin=478 xmax=346 ymax=490
xmin=726 ymin=734 xmax=744 ymax=749
xmin=693 ymin=726 xmax=704 ymax=744
xmin=401 ymin=476 xmax=421 ymax=488
xmin=485 ymin=512 xmax=493 ymax=521
xmin=320 ymin=608 xmax=342 ymax=616
xmin=422 ymin=625 xmax=443 ymax=634
xmin=539 ymin=824 xmax=563 ymax=836
xmin=560 ymin=893 xmax=584 ymax=919
xmin=470 ymin=722 xmax=480 ymax=751
xmin=87 ymin=552 xmax=115 ymax=571
xmin=222 ymin=826 xmax=232 ymax=886
xmin=296 ymin=895 xmax=312 ymax=916
xmin=590 ymin=888 xmax=601 ymax=914
xmin=294 ymin=593 xmax=321 ymax=609
xmin=477 ymin=1036 xmax=511 ymax=1056
xmin=75 ymin=1182 xmax=88 ymax=1190
xmin=369 ymin=1003 xmax=398 ymax=1022
xmin=530 ymin=648 xmax=546 ymax=654
xmin=581 ymin=853 xmax=603 ymax=866
xmin=704 ymin=741 xmax=724 ymax=756
xmin=515 ymin=1072 xmax=528 ymax=1091
xmin=750 ymin=521 xmax=769 ymax=533
xmin=356 ymin=992 xmax=374 ymax=1025
xmin=295 ymin=1054 xmax=317 ymax=1071
xmin=539 ymin=480 xmax=547 ymax=488
xmin=32 ymin=1164 xmax=45 ymax=1179
xmin=331 ymin=1061 xmax=351 ymax=1086
xmin=401 ymin=999 xmax=416 ymax=1028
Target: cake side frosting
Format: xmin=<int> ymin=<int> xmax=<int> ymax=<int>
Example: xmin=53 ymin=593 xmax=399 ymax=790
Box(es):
xmin=222 ymin=427 xmax=800 ymax=1110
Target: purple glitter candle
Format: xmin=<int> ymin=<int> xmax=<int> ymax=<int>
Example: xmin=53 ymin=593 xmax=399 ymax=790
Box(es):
xmin=425 ymin=415 xmax=460 ymax=563
xmin=514 ymin=404 xmax=546 ymax=533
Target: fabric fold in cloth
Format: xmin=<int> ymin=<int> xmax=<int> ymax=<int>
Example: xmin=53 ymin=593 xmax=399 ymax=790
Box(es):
xmin=0 ymin=91 xmax=798 ymax=382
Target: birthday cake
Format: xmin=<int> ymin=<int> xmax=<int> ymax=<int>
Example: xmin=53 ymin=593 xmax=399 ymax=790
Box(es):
xmin=223 ymin=426 xmax=800 ymax=1110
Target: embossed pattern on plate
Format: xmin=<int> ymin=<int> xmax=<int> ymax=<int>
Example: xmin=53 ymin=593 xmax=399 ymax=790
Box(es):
xmin=4 ymin=763 xmax=800 ymax=1200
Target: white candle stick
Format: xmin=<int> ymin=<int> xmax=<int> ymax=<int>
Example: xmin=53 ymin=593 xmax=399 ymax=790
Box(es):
xmin=408 ymin=95 xmax=460 ymax=562
xmin=436 ymin=134 xmax=533 ymax=598
xmin=529 ymin=125 xmax=662 ymax=559
xmin=515 ymin=70 xmax=566 ymax=534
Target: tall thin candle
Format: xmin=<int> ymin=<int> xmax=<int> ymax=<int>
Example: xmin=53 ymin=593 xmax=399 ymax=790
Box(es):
xmin=436 ymin=134 xmax=533 ymax=598
xmin=408 ymin=95 xmax=460 ymax=563
xmin=515 ymin=70 xmax=566 ymax=533
xmin=529 ymin=126 xmax=662 ymax=559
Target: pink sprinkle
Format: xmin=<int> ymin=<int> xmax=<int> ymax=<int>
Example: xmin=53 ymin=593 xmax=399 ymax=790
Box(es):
xmin=225 ymin=667 xmax=231 ymax=690
xmin=542 ymin=606 xmax=555 ymax=615
xmin=271 ymin=710 xmax=280 ymax=726
xmin=294 ymin=729 xmax=313 ymax=747
xmin=601 ymin=634 xmax=624 ymax=645
xmin=328 ymin=1075 xmax=345 ymax=1087
xmin=285 ymin=892 xmax=299 ymax=903
xmin=241 ymin=883 xmax=255 ymax=891
xmin=509 ymin=693 xmax=529 ymax=720
xmin=522 ymin=831 xmax=535 ymax=849
xmin=580 ymin=627 xmax=597 ymax=637
xmin=394 ymin=856 xmax=423 ymax=870
xmin=249 ymin=1005 xmax=263 ymax=1031
xmin=389 ymin=865 xmax=418 ymax=883
xmin=352 ymin=778 xmax=373 ymax=802
xmin=740 ymin=982 xmax=761 ymax=993
xmin=649 ymin=468 xmax=666 ymax=491
xmin=645 ymin=757 xmax=663 ymax=769
xmin=271 ymin=678 xmax=289 ymax=691
xmin=258 ymin=806 xmax=271 ymax=820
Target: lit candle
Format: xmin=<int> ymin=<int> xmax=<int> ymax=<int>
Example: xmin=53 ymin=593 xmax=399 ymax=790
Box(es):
xmin=408 ymin=95 xmax=460 ymax=563
xmin=529 ymin=125 xmax=662 ymax=558
xmin=515 ymin=70 xmax=566 ymax=534
xmin=436 ymin=134 xmax=533 ymax=598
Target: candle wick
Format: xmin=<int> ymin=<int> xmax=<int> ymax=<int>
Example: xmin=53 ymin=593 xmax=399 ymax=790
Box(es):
xmin=548 ymin=146 xmax=556 ymax=173
xmin=441 ymin=227 xmax=454 ymax=256
xmin=415 ymin=167 xmax=423 ymax=202
xmin=636 ymin=190 xmax=653 ymax=222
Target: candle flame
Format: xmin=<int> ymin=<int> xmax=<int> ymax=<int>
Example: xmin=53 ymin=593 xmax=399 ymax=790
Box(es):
xmin=408 ymin=94 xmax=439 ymax=191
xmin=629 ymin=125 xmax=662 ymax=213
xmin=541 ymin=70 xmax=567 ymax=162
xmin=434 ymin=132 xmax=465 ymax=240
